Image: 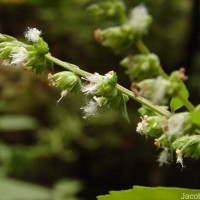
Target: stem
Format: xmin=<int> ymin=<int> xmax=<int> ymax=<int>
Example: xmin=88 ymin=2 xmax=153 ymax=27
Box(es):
xmin=136 ymin=40 xmax=150 ymax=55
xmin=136 ymin=40 xmax=195 ymax=111
xmin=45 ymin=53 xmax=172 ymax=118
xmin=45 ymin=53 xmax=91 ymax=77
xmin=158 ymin=68 xmax=168 ymax=79
xmin=117 ymin=85 xmax=171 ymax=117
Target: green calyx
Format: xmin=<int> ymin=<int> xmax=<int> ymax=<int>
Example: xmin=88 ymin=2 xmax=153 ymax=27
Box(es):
xmin=0 ymin=35 xmax=52 ymax=73
xmin=120 ymin=53 xmax=160 ymax=81
xmin=50 ymin=71 xmax=82 ymax=93
xmin=88 ymin=0 xmax=127 ymax=24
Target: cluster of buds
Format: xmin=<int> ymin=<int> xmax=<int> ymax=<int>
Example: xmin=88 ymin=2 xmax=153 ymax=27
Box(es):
xmin=120 ymin=53 xmax=160 ymax=81
xmin=88 ymin=0 xmax=127 ymax=24
xmin=87 ymin=0 xmax=200 ymax=168
xmin=132 ymin=69 xmax=189 ymax=106
xmin=93 ymin=4 xmax=152 ymax=54
xmin=0 ymin=0 xmax=199 ymax=169
xmin=81 ymin=71 xmax=129 ymax=120
xmin=0 ymin=28 xmax=53 ymax=73
xmin=48 ymin=70 xmax=129 ymax=120
xmin=48 ymin=72 xmax=82 ymax=103
xmin=136 ymin=109 xmax=200 ymax=167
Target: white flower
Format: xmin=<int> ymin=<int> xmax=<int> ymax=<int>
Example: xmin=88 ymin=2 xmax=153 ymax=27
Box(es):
xmin=57 ymin=90 xmax=68 ymax=104
xmin=81 ymin=100 xmax=99 ymax=119
xmin=82 ymin=73 xmax=102 ymax=95
xmin=136 ymin=115 xmax=148 ymax=134
xmin=93 ymin=96 xmax=107 ymax=106
xmin=104 ymin=71 xmax=114 ymax=79
xmin=84 ymin=73 xmax=102 ymax=83
xmin=157 ymin=149 xmax=170 ymax=166
xmin=82 ymin=82 xmax=98 ymax=95
xmin=128 ymin=4 xmax=151 ymax=33
xmin=10 ymin=47 xmax=28 ymax=65
xmin=176 ymin=149 xmax=185 ymax=169
xmin=82 ymin=71 xmax=114 ymax=95
xmin=24 ymin=27 xmax=41 ymax=43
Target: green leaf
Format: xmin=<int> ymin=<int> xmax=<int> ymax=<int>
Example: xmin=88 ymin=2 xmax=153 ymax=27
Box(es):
xmin=120 ymin=94 xmax=130 ymax=123
xmin=170 ymin=81 xmax=189 ymax=112
xmin=97 ymin=185 xmax=200 ymax=200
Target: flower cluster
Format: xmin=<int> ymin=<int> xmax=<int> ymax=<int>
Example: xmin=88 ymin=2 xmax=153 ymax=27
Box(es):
xmin=0 ymin=28 xmax=52 ymax=73
xmin=24 ymin=27 xmax=42 ymax=43
xmin=88 ymin=0 xmax=127 ymax=24
xmin=136 ymin=109 xmax=199 ymax=167
xmin=81 ymin=71 xmax=129 ymax=120
xmin=128 ymin=4 xmax=152 ymax=34
xmin=1 ymin=0 xmax=200 ymax=169
xmin=48 ymin=71 xmax=82 ymax=103
xmin=10 ymin=47 xmax=28 ymax=65
xmin=120 ymin=53 xmax=160 ymax=81
xmin=92 ymin=3 xmax=152 ymax=54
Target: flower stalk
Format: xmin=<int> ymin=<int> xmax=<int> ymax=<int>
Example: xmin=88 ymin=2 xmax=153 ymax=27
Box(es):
xmin=45 ymin=53 xmax=171 ymax=118
xmin=135 ymin=40 xmax=195 ymax=112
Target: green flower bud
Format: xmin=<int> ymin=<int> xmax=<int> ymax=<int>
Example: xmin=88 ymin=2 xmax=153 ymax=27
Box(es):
xmin=0 ymin=42 xmax=18 ymax=59
xmin=33 ymin=38 xmax=49 ymax=55
xmin=120 ymin=53 xmax=160 ymax=81
xmin=82 ymin=71 xmax=129 ymax=122
xmin=88 ymin=0 xmax=127 ymax=24
xmin=136 ymin=115 xmax=165 ymax=137
xmin=92 ymin=4 xmax=152 ymax=54
xmin=166 ymin=71 xmax=182 ymax=95
xmin=82 ymin=71 xmax=118 ymax=98
xmin=172 ymin=135 xmax=200 ymax=159
xmin=49 ymin=71 xmax=82 ymax=93
xmin=100 ymin=24 xmax=136 ymax=54
xmin=0 ymin=29 xmax=52 ymax=73
xmin=97 ymin=72 xmax=118 ymax=97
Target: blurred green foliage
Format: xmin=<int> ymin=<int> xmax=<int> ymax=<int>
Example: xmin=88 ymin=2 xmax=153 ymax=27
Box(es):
xmin=0 ymin=177 xmax=82 ymax=200
xmin=0 ymin=0 xmax=199 ymax=199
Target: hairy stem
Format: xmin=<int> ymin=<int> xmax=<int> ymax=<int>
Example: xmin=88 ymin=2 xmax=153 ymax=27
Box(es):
xmin=45 ymin=53 xmax=172 ymax=118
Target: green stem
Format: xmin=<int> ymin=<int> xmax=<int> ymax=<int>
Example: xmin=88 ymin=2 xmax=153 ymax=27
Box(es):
xmin=136 ymin=40 xmax=150 ymax=55
xmin=45 ymin=53 xmax=172 ymax=118
xmin=117 ymin=85 xmax=171 ymax=117
xmin=45 ymin=53 xmax=91 ymax=77
xmin=136 ymin=40 xmax=195 ymax=112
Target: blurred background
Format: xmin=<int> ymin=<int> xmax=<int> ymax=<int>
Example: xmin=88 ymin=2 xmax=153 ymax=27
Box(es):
xmin=0 ymin=0 xmax=200 ymax=199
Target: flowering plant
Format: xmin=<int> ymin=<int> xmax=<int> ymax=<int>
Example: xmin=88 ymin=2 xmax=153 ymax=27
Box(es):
xmin=0 ymin=0 xmax=200 ymax=170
